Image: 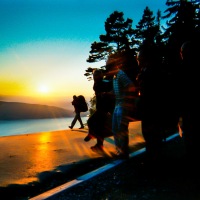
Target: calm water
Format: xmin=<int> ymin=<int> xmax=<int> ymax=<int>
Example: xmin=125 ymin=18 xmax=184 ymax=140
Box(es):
xmin=0 ymin=117 xmax=88 ymax=137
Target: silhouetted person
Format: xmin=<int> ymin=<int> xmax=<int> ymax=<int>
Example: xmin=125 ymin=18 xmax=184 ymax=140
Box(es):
xmin=84 ymin=69 xmax=114 ymax=152
xmin=69 ymin=95 xmax=84 ymax=129
xmin=136 ymin=44 xmax=166 ymax=162
xmin=118 ymin=49 xmax=140 ymax=121
xmin=106 ymin=51 xmax=137 ymax=159
xmin=179 ymin=40 xmax=200 ymax=164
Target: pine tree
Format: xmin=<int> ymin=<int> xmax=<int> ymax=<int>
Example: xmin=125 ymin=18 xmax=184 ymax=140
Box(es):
xmin=162 ymin=0 xmax=199 ymax=72
xmin=85 ymin=11 xmax=136 ymax=80
xmin=134 ymin=6 xmax=161 ymax=47
xmin=99 ymin=11 xmax=135 ymax=52
xmin=162 ymin=0 xmax=199 ymax=46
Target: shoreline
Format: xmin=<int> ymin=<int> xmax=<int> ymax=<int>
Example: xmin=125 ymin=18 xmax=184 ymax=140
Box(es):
xmin=0 ymin=121 xmax=189 ymax=200
xmin=0 ymin=121 xmax=143 ymax=186
xmin=0 ymin=116 xmax=89 ymax=137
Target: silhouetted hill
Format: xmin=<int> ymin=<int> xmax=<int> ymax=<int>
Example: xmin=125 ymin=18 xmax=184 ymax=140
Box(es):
xmin=0 ymin=101 xmax=74 ymax=120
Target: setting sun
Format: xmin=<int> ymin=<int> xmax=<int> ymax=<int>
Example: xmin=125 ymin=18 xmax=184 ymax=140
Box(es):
xmin=38 ymin=85 xmax=49 ymax=93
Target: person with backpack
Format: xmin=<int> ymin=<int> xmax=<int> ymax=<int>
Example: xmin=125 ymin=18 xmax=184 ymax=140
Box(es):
xmin=69 ymin=95 xmax=85 ymax=129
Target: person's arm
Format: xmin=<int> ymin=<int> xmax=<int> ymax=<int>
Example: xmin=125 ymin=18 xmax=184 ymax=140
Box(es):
xmin=120 ymin=70 xmax=137 ymax=102
xmin=124 ymin=83 xmax=137 ymax=105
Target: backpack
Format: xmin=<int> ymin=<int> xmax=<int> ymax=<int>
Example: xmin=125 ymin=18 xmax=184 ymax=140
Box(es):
xmin=77 ymin=95 xmax=88 ymax=112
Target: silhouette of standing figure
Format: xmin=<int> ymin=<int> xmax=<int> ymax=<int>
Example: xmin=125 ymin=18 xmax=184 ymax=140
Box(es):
xmin=106 ymin=52 xmax=137 ymax=159
xmin=179 ymin=39 xmax=200 ymax=164
xmin=84 ymin=69 xmax=114 ymax=152
xmin=136 ymin=44 xmax=166 ymax=163
xmin=69 ymin=95 xmax=84 ymax=129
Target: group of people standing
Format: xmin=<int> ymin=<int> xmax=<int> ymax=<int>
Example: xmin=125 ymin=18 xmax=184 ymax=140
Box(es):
xmin=135 ymin=39 xmax=199 ymax=164
xmin=70 ymin=38 xmax=199 ymax=164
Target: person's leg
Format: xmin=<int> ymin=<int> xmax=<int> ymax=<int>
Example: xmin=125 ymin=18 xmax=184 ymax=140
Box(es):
xmin=90 ymin=137 xmax=104 ymax=152
xmin=112 ymin=106 xmax=118 ymax=148
xmin=141 ymin=118 xmax=163 ymax=162
xmin=95 ymin=111 xmax=106 ymax=141
xmin=69 ymin=113 xmax=78 ymax=129
xmin=96 ymin=137 xmax=104 ymax=146
xmin=112 ymin=106 xmax=123 ymax=152
xmin=85 ymin=110 xmax=105 ymax=142
xmin=89 ymin=111 xmax=106 ymax=151
xmin=112 ymin=105 xmax=129 ymax=158
xmin=84 ymin=128 xmax=94 ymax=141
xmin=76 ymin=112 xmax=84 ymax=128
xmin=182 ymin=114 xmax=199 ymax=163
xmin=117 ymin=107 xmax=129 ymax=155
xmin=91 ymin=122 xmax=104 ymax=148
xmin=84 ymin=112 xmax=97 ymax=141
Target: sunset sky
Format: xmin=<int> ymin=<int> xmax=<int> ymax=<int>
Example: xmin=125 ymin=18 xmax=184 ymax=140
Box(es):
xmin=0 ymin=0 xmax=167 ymax=108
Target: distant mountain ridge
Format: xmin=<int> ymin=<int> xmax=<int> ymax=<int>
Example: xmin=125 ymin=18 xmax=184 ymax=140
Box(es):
xmin=0 ymin=101 xmax=74 ymax=120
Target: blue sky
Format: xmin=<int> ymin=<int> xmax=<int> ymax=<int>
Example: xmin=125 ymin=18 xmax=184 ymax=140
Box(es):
xmin=0 ymin=0 xmax=167 ymax=108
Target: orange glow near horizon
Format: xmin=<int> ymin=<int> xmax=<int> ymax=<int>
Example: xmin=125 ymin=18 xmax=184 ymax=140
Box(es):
xmin=0 ymin=77 xmax=94 ymax=107
xmin=0 ymin=80 xmax=52 ymax=97
xmin=0 ymin=40 xmax=95 ymax=103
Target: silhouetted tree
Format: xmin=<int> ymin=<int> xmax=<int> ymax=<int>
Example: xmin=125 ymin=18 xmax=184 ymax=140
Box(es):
xmin=163 ymin=0 xmax=199 ymax=43
xmin=85 ymin=11 xmax=137 ymax=81
xmin=87 ymin=41 xmax=112 ymax=63
xmin=100 ymin=11 xmax=136 ymax=52
xmin=155 ymin=10 xmax=164 ymax=46
xmin=162 ymin=0 xmax=199 ymax=69
xmin=85 ymin=0 xmax=199 ymax=82
xmin=134 ymin=7 xmax=162 ymax=47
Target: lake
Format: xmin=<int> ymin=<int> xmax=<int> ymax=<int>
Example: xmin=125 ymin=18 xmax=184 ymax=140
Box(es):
xmin=0 ymin=117 xmax=88 ymax=137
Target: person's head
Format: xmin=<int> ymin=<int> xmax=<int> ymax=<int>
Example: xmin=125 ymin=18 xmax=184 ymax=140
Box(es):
xmin=93 ymin=69 xmax=103 ymax=82
xmin=137 ymin=50 xmax=152 ymax=69
xmin=180 ymin=35 xmax=200 ymax=62
xmin=105 ymin=52 xmax=122 ymax=77
xmin=180 ymin=41 xmax=193 ymax=61
xmin=137 ymin=44 xmax=160 ymax=69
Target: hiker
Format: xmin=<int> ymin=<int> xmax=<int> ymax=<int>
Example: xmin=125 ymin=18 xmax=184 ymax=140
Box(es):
xmin=69 ymin=95 xmax=84 ymax=129
xmin=106 ymin=51 xmax=137 ymax=159
xmin=84 ymin=69 xmax=114 ymax=152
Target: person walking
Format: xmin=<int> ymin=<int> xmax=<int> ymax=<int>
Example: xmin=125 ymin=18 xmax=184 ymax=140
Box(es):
xmin=69 ymin=95 xmax=84 ymax=129
xmin=106 ymin=51 xmax=137 ymax=159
